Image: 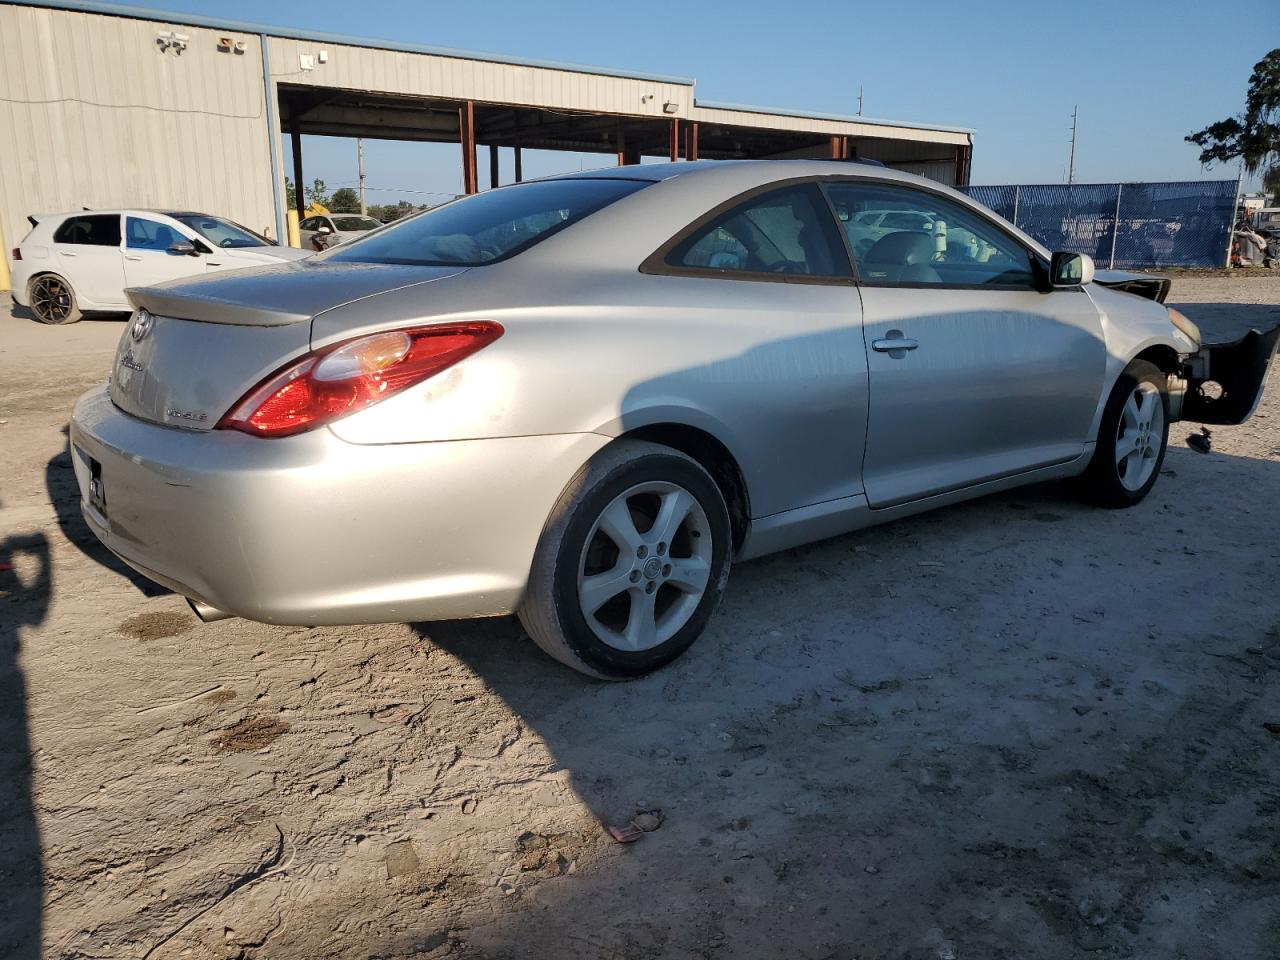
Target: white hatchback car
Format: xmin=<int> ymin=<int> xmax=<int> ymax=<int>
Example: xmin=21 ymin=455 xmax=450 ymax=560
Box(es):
xmin=10 ymin=210 xmax=311 ymax=324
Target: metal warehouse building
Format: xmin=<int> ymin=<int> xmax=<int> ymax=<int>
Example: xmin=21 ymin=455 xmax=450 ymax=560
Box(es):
xmin=0 ymin=0 xmax=974 ymax=282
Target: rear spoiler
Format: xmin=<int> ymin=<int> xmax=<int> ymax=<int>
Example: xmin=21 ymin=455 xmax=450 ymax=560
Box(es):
xmin=1093 ymin=269 xmax=1170 ymax=304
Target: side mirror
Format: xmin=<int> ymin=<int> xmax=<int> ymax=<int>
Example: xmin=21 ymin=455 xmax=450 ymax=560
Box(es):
xmin=317 ymin=225 xmax=332 ymax=235
xmin=1050 ymin=251 xmax=1094 ymax=286
xmin=167 ymin=241 xmax=198 ymax=256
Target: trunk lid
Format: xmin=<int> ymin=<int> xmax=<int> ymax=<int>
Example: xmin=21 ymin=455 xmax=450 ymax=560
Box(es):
xmin=111 ymin=261 xmax=468 ymax=430
xmin=127 ymin=260 xmax=467 ymax=326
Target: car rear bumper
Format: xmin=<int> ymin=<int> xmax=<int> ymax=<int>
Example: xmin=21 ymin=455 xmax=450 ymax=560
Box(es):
xmin=69 ymin=385 xmax=607 ymax=624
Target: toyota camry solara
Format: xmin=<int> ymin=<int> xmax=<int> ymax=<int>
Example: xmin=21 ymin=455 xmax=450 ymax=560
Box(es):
xmin=70 ymin=160 xmax=1278 ymax=678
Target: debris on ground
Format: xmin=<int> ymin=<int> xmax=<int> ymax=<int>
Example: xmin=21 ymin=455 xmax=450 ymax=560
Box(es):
xmin=607 ymin=809 xmax=664 ymax=843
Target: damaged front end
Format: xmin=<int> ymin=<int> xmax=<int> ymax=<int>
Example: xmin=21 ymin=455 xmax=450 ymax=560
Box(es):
xmin=1096 ymin=270 xmax=1279 ymax=426
xmin=1177 ymin=323 xmax=1280 ymax=425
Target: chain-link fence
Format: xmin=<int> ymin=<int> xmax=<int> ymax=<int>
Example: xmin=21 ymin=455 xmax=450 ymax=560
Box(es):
xmin=961 ymin=180 xmax=1238 ymax=269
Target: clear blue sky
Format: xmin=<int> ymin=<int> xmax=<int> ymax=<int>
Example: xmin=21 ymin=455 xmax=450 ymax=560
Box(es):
xmin=126 ymin=0 xmax=1266 ymax=203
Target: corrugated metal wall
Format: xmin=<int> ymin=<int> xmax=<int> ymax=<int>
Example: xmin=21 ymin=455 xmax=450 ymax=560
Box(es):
xmin=0 ymin=4 xmax=276 ymax=276
xmin=267 ymin=37 xmax=693 ymax=119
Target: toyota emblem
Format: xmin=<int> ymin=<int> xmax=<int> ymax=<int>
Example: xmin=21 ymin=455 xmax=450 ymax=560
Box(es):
xmin=130 ymin=310 xmax=154 ymax=342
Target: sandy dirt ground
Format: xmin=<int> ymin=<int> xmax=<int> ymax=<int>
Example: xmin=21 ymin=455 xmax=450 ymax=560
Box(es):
xmin=1 ymin=277 xmax=1279 ymax=960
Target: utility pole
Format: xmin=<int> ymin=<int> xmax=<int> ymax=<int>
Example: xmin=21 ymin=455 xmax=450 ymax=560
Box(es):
xmin=1067 ymin=105 xmax=1078 ymax=185
xmin=357 ymin=138 xmax=367 ymax=215
xmin=857 ymin=85 xmax=864 ymax=116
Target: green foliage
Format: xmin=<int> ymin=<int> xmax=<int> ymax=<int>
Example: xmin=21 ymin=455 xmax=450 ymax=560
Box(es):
xmin=367 ymin=199 xmax=426 ymax=222
xmin=1187 ymin=49 xmax=1280 ymax=187
xmin=329 ymin=187 xmax=360 ymax=213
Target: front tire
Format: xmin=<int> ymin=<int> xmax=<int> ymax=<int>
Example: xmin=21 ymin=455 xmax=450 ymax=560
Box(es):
xmin=519 ymin=440 xmax=732 ymax=679
xmin=29 ymin=274 xmax=82 ymax=325
xmin=1079 ymin=359 xmax=1169 ymax=507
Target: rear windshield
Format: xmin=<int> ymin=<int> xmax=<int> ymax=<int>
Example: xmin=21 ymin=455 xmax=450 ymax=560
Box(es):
xmin=327 ymin=178 xmax=649 ymax=267
xmin=330 ymin=216 xmax=381 ymax=232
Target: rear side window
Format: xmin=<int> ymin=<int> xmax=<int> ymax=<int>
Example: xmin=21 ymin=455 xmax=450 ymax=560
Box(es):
xmin=53 ymin=214 xmax=121 ymax=246
xmin=665 ymin=184 xmax=851 ymax=279
xmin=328 ymin=178 xmax=649 ymax=267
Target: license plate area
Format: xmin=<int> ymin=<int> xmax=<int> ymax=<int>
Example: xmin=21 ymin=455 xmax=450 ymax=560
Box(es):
xmin=77 ymin=446 xmax=108 ymax=518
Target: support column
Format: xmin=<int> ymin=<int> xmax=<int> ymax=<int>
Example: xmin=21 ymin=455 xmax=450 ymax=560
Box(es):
xmin=955 ymin=143 xmax=972 ymax=186
xmin=829 ymin=135 xmax=849 ymax=160
xmin=685 ymin=121 xmax=699 ymax=161
xmin=514 ymin=145 xmax=523 ymax=183
xmin=459 ymin=101 xmax=477 ymax=195
xmin=489 ymin=144 xmax=499 ymax=189
xmin=669 ymin=118 xmax=680 ymax=161
xmin=616 ymin=124 xmax=626 ymax=165
xmin=290 ymin=125 xmax=305 ymax=217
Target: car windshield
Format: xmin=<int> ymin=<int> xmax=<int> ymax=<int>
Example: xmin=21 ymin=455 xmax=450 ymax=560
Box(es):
xmin=173 ymin=215 xmax=269 ymax=248
xmin=328 ymin=178 xmax=650 ymax=267
xmin=330 ymin=216 xmax=381 ymax=232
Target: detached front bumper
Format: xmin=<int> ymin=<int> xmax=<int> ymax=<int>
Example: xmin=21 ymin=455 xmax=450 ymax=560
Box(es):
xmin=69 ymin=386 xmax=607 ymax=624
xmin=1181 ymin=325 xmax=1280 ymax=425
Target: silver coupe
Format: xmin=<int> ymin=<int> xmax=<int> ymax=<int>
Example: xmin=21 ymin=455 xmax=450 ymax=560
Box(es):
xmin=69 ymin=161 xmax=1278 ymax=678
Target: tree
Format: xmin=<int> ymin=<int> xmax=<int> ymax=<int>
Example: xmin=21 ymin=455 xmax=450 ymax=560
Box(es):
xmin=307 ymin=178 xmax=330 ymax=209
xmin=329 ymin=187 xmax=360 ymax=213
xmin=284 ymin=175 xmax=297 ymax=210
xmin=1186 ymin=49 xmax=1280 ymax=189
xmin=368 ymin=200 xmax=425 ymax=222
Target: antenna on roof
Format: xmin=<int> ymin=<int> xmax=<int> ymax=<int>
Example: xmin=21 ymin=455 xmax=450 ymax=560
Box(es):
xmin=857 ymin=85 xmax=864 ymax=116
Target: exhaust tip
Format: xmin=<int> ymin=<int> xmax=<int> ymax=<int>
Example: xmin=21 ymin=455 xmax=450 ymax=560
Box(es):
xmin=187 ymin=597 xmax=235 ymax=623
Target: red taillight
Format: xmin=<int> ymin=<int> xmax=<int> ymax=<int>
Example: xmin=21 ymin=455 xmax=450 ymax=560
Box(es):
xmin=217 ymin=321 xmax=504 ymax=437
xmin=10 ymin=247 xmax=20 ymax=261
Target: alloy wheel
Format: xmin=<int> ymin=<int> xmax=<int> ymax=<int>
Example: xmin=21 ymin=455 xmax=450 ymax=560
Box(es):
xmin=31 ymin=276 xmax=73 ymax=323
xmin=576 ymin=480 xmax=713 ymax=652
xmin=1115 ymin=381 xmax=1163 ymax=491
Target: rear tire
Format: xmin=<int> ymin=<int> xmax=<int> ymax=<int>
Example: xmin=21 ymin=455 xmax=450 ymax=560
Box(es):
xmin=519 ymin=440 xmax=732 ymax=679
xmin=29 ymin=274 xmax=82 ymax=325
xmin=1079 ymin=359 xmax=1169 ymax=507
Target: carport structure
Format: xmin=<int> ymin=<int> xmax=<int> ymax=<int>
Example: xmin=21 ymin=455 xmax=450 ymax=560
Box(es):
xmin=262 ymin=23 xmax=974 ymax=239
xmin=280 ymin=86 xmax=974 ymax=201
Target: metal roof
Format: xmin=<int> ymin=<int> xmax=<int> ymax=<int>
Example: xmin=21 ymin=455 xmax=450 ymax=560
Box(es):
xmin=693 ymin=99 xmax=975 ymax=136
xmin=3 ymin=0 xmax=697 ymax=85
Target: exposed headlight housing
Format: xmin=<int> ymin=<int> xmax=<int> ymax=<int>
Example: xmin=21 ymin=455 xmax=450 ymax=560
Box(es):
xmin=1167 ymin=307 xmax=1201 ymax=348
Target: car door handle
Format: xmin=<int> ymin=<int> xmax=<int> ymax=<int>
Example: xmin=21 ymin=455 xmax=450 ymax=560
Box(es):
xmin=125 ymin=255 xmax=142 ymax=261
xmin=871 ymin=335 xmax=919 ymax=353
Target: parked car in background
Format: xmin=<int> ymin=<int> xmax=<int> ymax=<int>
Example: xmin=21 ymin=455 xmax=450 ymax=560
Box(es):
xmin=68 ymin=161 xmax=1278 ymax=678
xmin=299 ymin=213 xmax=383 ymax=251
xmin=10 ymin=210 xmax=311 ymax=324
xmin=838 ymin=206 xmax=937 ymax=258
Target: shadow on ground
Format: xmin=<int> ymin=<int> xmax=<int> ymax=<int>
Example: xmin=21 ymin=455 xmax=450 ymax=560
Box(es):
xmin=0 ymin=507 xmax=52 ymax=960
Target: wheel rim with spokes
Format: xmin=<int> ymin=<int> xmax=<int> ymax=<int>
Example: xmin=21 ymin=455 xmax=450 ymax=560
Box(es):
xmin=577 ymin=480 xmax=713 ymax=652
xmin=1115 ymin=381 xmax=1163 ymax=491
xmin=31 ymin=277 xmax=73 ymax=322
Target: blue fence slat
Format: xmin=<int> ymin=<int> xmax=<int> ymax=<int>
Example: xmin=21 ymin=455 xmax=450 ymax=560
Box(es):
xmin=960 ymin=180 xmax=1236 ymax=269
